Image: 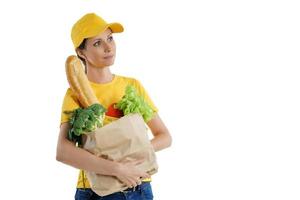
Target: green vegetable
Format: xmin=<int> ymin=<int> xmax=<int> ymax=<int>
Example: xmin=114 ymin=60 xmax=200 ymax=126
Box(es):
xmin=115 ymin=85 xmax=154 ymax=122
xmin=64 ymin=103 xmax=106 ymax=146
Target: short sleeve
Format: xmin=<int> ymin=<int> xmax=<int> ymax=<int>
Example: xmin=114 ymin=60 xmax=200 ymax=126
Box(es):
xmin=60 ymin=88 xmax=81 ymax=125
xmin=133 ymin=79 xmax=159 ymax=114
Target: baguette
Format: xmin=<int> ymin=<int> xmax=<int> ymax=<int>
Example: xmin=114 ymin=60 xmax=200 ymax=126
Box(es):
xmin=65 ymin=55 xmax=99 ymax=108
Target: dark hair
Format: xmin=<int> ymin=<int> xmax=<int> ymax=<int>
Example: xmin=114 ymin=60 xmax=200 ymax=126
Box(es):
xmin=77 ymin=38 xmax=87 ymax=74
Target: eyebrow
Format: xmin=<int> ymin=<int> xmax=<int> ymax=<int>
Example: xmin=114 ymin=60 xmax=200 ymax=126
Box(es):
xmin=93 ymin=34 xmax=113 ymax=42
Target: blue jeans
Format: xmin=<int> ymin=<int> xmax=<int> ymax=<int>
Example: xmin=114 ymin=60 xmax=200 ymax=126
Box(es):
xmin=75 ymin=182 xmax=154 ymax=200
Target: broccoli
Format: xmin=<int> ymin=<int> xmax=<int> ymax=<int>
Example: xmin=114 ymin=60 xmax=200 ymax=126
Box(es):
xmin=64 ymin=103 xmax=106 ymax=146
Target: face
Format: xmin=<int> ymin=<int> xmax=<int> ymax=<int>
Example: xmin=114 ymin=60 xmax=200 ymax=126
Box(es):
xmin=77 ymin=28 xmax=116 ymax=68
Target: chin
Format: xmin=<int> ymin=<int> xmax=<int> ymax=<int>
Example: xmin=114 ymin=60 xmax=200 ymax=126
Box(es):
xmin=93 ymin=61 xmax=114 ymax=68
xmin=106 ymin=60 xmax=115 ymax=66
xmin=105 ymin=61 xmax=114 ymax=66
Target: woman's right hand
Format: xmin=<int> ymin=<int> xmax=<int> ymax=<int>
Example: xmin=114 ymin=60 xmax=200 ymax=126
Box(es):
xmin=114 ymin=159 xmax=150 ymax=188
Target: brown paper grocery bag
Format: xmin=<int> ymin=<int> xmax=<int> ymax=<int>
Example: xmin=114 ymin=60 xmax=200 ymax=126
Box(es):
xmin=82 ymin=113 xmax=158 ymax=196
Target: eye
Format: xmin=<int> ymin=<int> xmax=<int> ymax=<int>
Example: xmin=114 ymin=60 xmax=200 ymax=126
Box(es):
xmin=108 ymin=36 xmax=114 ymax=42
xmin=93 ymin=41 xmax=101 ymax=47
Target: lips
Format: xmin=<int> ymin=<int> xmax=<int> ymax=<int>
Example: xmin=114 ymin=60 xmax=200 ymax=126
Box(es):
xmin=103 ymin=55 xmax=114 ymax=59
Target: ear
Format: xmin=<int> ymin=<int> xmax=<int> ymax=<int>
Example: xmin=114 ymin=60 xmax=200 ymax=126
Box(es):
xmin=76 ymin=48 xmax=86 ymax=60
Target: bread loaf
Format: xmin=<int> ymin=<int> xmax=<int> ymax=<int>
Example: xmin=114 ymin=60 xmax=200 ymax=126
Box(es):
xmin=65 ymin=55 xmax=99 ymax=108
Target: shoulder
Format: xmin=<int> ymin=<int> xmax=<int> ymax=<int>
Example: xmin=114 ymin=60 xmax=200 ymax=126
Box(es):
xmin=62 ymin=87 xmax=80 ymax=105
xmin=64 ymin=87 xmax=77 ymax=98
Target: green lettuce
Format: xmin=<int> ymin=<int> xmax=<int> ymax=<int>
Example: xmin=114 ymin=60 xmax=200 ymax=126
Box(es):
xmin=115 ymin=85 xmax=154 ymax=122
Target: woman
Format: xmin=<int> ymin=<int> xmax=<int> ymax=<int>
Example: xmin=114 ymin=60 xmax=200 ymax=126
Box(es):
xmin=56 ymin=13 xmax=172 ymax=200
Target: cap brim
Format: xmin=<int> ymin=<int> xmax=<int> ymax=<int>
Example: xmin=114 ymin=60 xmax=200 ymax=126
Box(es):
xmin=107 ymin=22 xmax=124 ymax=33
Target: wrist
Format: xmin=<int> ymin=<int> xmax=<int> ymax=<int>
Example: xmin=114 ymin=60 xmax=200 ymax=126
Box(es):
xmin=110 ymin=161 xmax=122 ymax=176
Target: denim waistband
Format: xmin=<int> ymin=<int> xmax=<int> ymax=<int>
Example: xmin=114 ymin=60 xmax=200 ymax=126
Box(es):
xmin=121 ymin=182 xmax=147 ymax=193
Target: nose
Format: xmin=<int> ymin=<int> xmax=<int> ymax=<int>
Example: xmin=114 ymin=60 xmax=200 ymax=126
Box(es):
xmin=103 ymin=42 xmax=111 ymax=53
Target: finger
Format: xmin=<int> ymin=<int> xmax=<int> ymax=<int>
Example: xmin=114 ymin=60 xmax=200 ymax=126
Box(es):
xmin=124 ymin=179 xmax=132 ymax=188
xmin=140 ymin=172 xmax=150 ymax=179
xmin=120 ymin=176 xmax=135 ymax=188
xmin=120 ymin=177 xmax=131 ymax=188
xmin=129 ymin=179 xmax=137 ymax=188
xmin=136 ymin=178 xmax=142 ymax=185
xmin=132 ymin=158 xmax=146 ymax=166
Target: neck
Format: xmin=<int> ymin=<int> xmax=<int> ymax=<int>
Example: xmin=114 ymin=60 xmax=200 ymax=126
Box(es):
xmin=86 ymin=66 xmax=114 ymax=84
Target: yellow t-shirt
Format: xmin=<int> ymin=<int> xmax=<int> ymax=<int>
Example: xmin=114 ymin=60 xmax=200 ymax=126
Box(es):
xmin=60 ymin=74 xmax=158 ymax=188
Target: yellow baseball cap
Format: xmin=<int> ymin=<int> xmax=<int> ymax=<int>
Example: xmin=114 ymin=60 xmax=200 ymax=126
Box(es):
xmin=71 ymin=13 xmax=124 ymax=48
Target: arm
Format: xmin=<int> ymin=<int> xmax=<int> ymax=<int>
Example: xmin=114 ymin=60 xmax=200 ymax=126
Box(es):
xmin=56 ymin=122 xmax=150 ymax=187
xmin=56 ymin=122 xmax=119 ymax=176
xmin=147 ymin=113 xmax=172 ymax=152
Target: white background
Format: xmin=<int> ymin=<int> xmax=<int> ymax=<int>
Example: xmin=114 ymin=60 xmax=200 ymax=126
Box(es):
xmin=0 ymin=0 xmax=299 ymax=199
